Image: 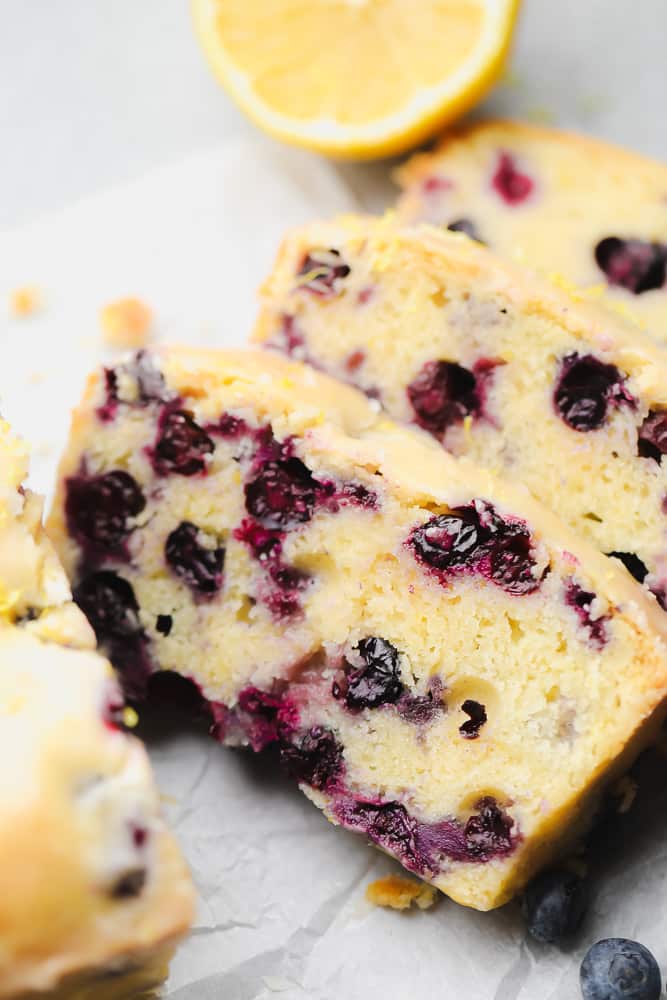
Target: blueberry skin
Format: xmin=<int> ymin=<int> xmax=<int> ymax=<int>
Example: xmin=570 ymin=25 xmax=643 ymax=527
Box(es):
xmin=521 ymin=868 xmax=587 ymax=944
xmin=580 ymin=939 xmax=661 ymax=1000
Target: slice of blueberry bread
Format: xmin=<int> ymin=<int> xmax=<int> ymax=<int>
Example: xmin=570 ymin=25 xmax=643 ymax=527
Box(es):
xmin=254 ymin=214 xmax=667 ymax=611
xmin=48 ymin=347 xmax=667 ymax=911
xmin=395 ymin=119 xmax=667 ymax=342
xmin=0 ymin=420 xmax=194 ymax=999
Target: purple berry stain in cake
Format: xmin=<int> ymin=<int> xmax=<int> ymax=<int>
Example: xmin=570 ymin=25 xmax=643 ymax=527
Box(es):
xmin=245 ymin=456 xmax=325 ymax=530
xmin=638 ymin=409 xmax=667 ymax=462
xmin=407 ymin=360 xmax=480 ymax=436
xmin=421 ymin=175 xmax=453 ymax=196
xmin=409 ymin=500 xmax=543 ymax=596
xmin=333 ymin=794 xmax=517 ymax=875
xmin=565 ymin=582 xmax=610 ymax=648
xmin=491 ymin=152 xmax=534 ymax=205
xmin=234 ymin=685 xmax=299 ymax=752
xmin=280 ymin=726 xmax=344 ymax=791
xmin=165 ymin=521 xmax=225 ymax=597
xmin=129 ymin=351 xmax=169 ymax=403
xmin=463 ymin=797 xmax=516 ymax=860
xmin=150 ymin=406 xmax=214 ymax=476
xmin=459 ymin=700 xmax=487 ymax=739
xmin=269 ymin=313 xmax=306 ymax=358
xmin=333 ymin=637 xmax=404 ymax=710
xmin=207 ymin=413 xmax=250 ymax=439
xmin=102 ymin=689 xmax=126 ymax=731
xmin=97 ymin=352 xmax=168 ymax=422
xmin=595 ymin=237 xmax=667 ymax=294
xmin=265 ymin=563 xmax=311 ymax=619
xmin=345 ymin=349 xmax=366 ymax=373
xmin=327 ymin=481 xmax=379 ymax=513
xmin=397 ymin=676 xmax=446 ymax=726
xmin=66 ymin=469 xmax=145 ymax=560
xmin=97 ymin=368 xmax=120 ymax=423
xmin=234 ymin=518 xmax=282 ymax=561
xmin=238 ymin=429 xmax=377 ymax=617
xmin=651 ymin=585 xmax=667 ymax=612
xmin=296 ymin=247 xmax=351 ymax=298
xmin=74 ymin=571 xmax=152 ymax=699
xmin=554 ymin=353 xmax=636 ymax=432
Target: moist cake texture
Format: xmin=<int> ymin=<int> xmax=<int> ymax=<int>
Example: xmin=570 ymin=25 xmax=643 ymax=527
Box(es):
xmin=254 ymin=214 xmax=667 ymax=612
xmin=48 ymin=347 xmax=667 ymax=911
xmin=396 ymin=120 xmax=667 ymax=343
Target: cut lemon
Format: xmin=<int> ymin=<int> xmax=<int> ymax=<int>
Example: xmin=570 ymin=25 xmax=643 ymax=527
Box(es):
xmin=191 ymin=0 xmax=521 ymax=160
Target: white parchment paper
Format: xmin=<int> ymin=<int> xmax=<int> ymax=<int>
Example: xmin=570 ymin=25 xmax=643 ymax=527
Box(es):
xmin=2 ymin=130 xmax=667 ymax=1000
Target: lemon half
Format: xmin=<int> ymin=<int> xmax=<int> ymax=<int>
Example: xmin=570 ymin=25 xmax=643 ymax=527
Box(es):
xmin=192 ymin=0 xmax=521 ymax=159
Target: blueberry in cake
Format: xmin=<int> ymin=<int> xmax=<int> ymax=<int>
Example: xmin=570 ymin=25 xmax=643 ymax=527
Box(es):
xmin=48 ymin=347 xmax=667 ymax=911
xmin=395 ymin=119 xmax=667 ymax=343
xmin=254 ymin=214 xmax=667 ymax=611
xmin=0 ymin=419 xmax=194 ymax=999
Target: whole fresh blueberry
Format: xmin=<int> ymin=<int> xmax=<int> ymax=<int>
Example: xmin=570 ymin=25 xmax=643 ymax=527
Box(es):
xmin=580 ymin=938 xmax=661 ymax=1000
xmin=521 ymin=868 xmax=587 ymax=944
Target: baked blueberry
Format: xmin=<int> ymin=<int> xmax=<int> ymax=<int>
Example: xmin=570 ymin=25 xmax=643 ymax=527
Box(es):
xmin=333 ymin=637 xmax=404 ymax=710
xmin=297 ymin=247 xmax=351 ymax=297
xmin=152 ymin=408 xmax=214 ymax=476
xmin=165 ymin=521 xmax=224 ymax=596
xmin=407 ymin=360 xmax=479 ymax=435
xmin=280 ymin=726 xmax=344 ymax=791
xmin=638 ymin=410 xmax=667 ymax=463
xmin=65 ymin=470 xmax=145 ymax=558
xmin=491 ymin=152 xmax=534 ymax=205
xmin=595 ymin=238 xmax=667 ymax=295
xmin=459 ymin=699 xmax=487 ymax=739
xmin=554 ymin=354 xmax=635 ymax=432
xmin=245 ymin=457 xmax=322 ymax=530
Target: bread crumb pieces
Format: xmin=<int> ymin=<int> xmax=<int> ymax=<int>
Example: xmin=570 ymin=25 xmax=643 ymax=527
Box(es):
xmin=366 ymin=875 xmax=437 ymax=911
xmin=9 ymin=286 xmax=41 ymax=317
xmin=99 ymin=297 xmax=153 ymax=348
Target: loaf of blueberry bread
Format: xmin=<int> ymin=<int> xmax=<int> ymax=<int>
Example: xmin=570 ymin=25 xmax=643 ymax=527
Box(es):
xmin=395 ymin=119 xmax=667 ymax=342
xmin=48 ymin=347 xmax=667 ymax=911
xmin=254 ymin=214 xmax=667 ymax=611
xmin=0 ymin=420 xmax=194 ymax=999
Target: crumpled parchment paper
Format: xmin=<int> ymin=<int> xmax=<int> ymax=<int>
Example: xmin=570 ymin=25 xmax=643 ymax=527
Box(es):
xmin=2 ymin=126 xmax=667 ymax=1000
